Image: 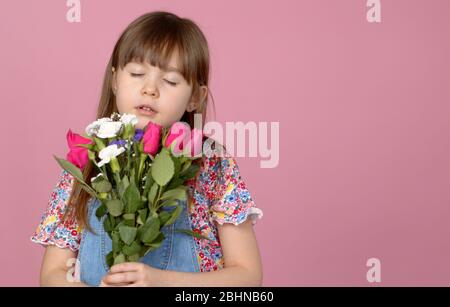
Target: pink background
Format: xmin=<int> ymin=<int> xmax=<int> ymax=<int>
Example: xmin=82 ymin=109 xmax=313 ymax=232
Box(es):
xmin=1 ymin=0 xmax=449 ymax=286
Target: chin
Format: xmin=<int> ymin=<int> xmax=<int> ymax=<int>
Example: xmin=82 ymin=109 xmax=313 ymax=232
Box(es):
xmin=136 ymin=117 xmax=162 ymax=130
xmin=135 ymin=118 xmax=149 ymax=130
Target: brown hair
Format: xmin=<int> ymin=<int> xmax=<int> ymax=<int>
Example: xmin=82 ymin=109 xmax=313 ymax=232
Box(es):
xmin=63 ymin=11 xmax=215 ymax=232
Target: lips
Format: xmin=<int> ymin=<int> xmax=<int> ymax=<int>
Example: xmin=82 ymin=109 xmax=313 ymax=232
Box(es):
xmin=136 ymin=104 xmax=157 ymax=112
xmin=136 ymin=104 xmax=157 ymax=116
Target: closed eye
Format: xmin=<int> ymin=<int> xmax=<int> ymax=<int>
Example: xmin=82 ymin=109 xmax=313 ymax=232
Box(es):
xmin=164 ymin=80 xmax=177 ymax=86
xmin=130 ymin=73 xmax=177 ymax=86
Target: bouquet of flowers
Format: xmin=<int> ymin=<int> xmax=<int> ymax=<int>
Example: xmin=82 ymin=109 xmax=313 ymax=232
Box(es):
xmin=54 ymin=112 xmax=209 ymax=268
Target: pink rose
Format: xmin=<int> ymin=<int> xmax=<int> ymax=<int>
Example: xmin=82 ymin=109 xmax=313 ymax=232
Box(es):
xmin=165 ymin=122 xmax=203 ymax=157
xmin=66 ymin=129 xmax=93 ymax=170
xmin=164 ymin=122 xmax=191 ymax=155
xmin=142 ymin=121 xmax=162 ymax=156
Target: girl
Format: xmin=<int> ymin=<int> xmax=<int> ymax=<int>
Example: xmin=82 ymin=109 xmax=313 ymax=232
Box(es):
xmin=30 ymin=11 xmax=263 ymax=287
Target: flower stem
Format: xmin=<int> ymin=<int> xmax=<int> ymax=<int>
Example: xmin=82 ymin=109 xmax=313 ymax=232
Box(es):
xmin=110 ymin=157 xmax=121 ymax=173
xmin=137 ymin=153 xmax=147 ymax=181
xmin=153 ymin=184 xmax=164 ymax=214
xmin=133 ymin=142 xmax=140 ymax=186
xmin=100 ymin=165 xmax=108 ymax=180
xmin=126 ymin=138 xmax=132 ymax=173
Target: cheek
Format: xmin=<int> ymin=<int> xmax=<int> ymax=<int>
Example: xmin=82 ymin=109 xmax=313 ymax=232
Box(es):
xmin=115 ymin=82 xmax=139 ymax=110
xmin=115 ymin=94 xmax=129 ymax=113
xmin=118 ymin=79 xmax=139 ymax=94
xmin=160 ymin=94 xmax=189 ymax=118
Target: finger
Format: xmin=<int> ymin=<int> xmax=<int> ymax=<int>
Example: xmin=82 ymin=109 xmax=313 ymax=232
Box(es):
xmin=123 ymin=282 xmax=140 ymax=287
xmin=100 ymin=277 xmax=130 ymax=287
xmin=109 ymin=282 xmax=133 ymax=287
xmin=104 ymin=272 xmax=139 ymax=284
xmin=110 ymin=262 xmax=141 ymax=273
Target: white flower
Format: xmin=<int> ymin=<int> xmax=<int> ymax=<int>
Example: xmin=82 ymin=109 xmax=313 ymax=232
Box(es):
xmin=97 ymin=144 xmax=126 ymax=167
xmin=85 ymin=117 xmax=113 ymax=137
xmin=90 ymin=173 xmax=104 ymax=182
xmin=120 ymin=113 xmax=139 ymax=126
xmin=96 ymin=121 xmax=123 ymax=138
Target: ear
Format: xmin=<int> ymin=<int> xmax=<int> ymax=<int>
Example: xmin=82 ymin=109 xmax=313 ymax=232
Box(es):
xmin=186 ymin=85 xmax=208 ymax=112
xmin=111 ymin=67 xmax=117 ymax=95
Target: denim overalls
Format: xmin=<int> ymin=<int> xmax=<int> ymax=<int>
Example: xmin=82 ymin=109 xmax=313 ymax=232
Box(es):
xmin=76 ymin=197 xmax=200 ymax=286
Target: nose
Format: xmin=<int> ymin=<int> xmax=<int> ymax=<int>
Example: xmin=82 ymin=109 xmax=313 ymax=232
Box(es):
xmin=141 ymin=80 xmax=159 ymax=98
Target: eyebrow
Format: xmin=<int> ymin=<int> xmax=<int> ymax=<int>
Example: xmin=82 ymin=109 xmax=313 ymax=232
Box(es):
xmin=162 ymin=66 xmax=183 ymax=75
xmin=130 ymin=62 xmax=182 ymax=75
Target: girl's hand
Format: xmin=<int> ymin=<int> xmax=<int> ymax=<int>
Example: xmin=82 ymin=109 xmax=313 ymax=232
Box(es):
xmin=100 ymin=262 xmax=163 ymax=287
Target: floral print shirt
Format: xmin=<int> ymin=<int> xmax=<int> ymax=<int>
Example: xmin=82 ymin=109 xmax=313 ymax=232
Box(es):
xmin=30 ymin=151 xmax=263 ymax=272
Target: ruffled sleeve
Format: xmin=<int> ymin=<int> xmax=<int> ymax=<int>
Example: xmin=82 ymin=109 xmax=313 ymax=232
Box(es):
xmin=207 ymin=151 xmax=263 ymax=226
xmin=30 ymin=169 xmax=82 ymax=252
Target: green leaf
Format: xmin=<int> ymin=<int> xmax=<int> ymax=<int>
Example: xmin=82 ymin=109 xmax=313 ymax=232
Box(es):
xmin=95 ymin=204 xmax=107 ymax=219
xmin=137 ymin=209 xmax=148 ymax=225
xmin=128 ymin=253 xmax=140 ymax=262
xmin=53 ymin=155 xmax=83 ymax=181
xmin=122 ymin=174 xmax=130 ymax=188
xmin=144 ymin=232 xmax=165 ymax=249
xmin=151 ymin=149 xmax=174 ymax=186
xmin=140 ymin=217 xmax=160 ymax=244
xmin=130 ymin=168 xmax=136 ymax=187
xmin=119 ymin=226 xmax=138 ymax=245
xmin=88 ymin=150 xmax=96 ymax=161
xmin=123 ymin=181 xmax=140 ymax=214
xmin=105 ymin=251 xmax=114 ymax=268
xmin=166 ymin=178 xmax=185 ymax=190
xmin=93 ymin=137 xmax=106 ymax=150
xmin=114 ymin=220 xmax=124 ymax=231
xmin=140 ymin=197 xmax=147 ymax=210
xmin=143 ymin=169 xmax=154 ymax=196
xmin=75 ymin=143 xmax=94 ymax=150
xmin=118 ymin=175 xmax=130 ymax=198
xmin=92 ymin=179 xmax=112 ymax=193
xmin=180 ymin=163 xmax=200 ymax=181
xmin=111 ymin=231 xmax=122 ymax=253
xmin=175 ymin=228 xmax=213 ymax=241
xmin=103 ymin=216 xmax=114 ymax=232
xmin=163 ymin=205 xmax=183 ymax=226
xmin=103 ymin=215 xmax=116 ymax=233
xmin=123 ymin=219 xmax=134 ymax=227
xmin=106 ymin=199 xmax=123 ymax=217
xmin=110 ymin=215 xmax=117 ymax=228
xmin=179 ymin=156 xmax=189 ymax=165
xmin=113 ymin=253 xmax=126 ymax=265
xmin=123 ymin=213 xmax=135 ymax=221
xmin=160 ymin=188 xmax=187 ymax=202
xmin=53 ymin=155 xmax=97 ymax=197
xmin=158 ymin=211 xmax=171 ymax=226
xmin=122 ymin=240 xmax=142 ymax=256
xmin=147 ymin=183 xmax=158 ymax=206
xmin=173 ymin=156 xmax=181 ymax=176
xmin=79 ymin=185 xmax=98 ymax=198
xmin=161 ymin=199 xmax=178 ymax=208
xmin=180 ymin=159 xmax=192 ymax=175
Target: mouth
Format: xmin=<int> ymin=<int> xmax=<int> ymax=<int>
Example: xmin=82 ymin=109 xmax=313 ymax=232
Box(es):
xmin=136 ymin=104 xmax=157 ymax=116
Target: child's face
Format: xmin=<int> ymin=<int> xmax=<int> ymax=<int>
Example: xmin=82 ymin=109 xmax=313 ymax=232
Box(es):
xmin=112 ymin=51 xmax=198 ymax=130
